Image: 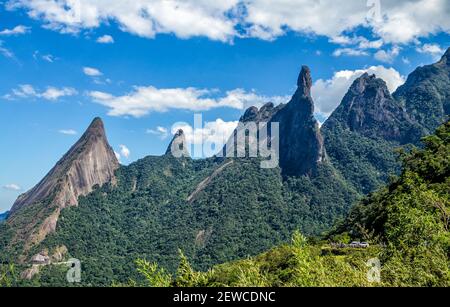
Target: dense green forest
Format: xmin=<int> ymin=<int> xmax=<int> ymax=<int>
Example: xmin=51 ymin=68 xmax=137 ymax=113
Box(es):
xmin=129 ymin=121 xmax=449 ymax=287
xmin=1 ymin=121 xmax=447 ymax=287
xmin=0 ymin=155 xmax=357 ymax=286
xmin=1 ymin=49 xmax=448 ymax=287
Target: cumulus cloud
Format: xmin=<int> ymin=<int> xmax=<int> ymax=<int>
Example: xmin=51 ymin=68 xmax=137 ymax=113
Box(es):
xmin=89 ymin=86 xmax=288 ymax=118
xmin=96 ymin=34 xmax=114 ymax=44
xmin=58 ymin=129 xmax=77 ymax=135
xmin=119 ymin=144 xmax=130 ymax=159
xmin=146 ymin=126 xmax=169 ymax=139
xmin=416 ymin=43 xmax=445 ymax=60
xmin=8 ymin=0 xmax=237 ymax=42
xmin=330 ymin=35 xmax=384 ymax=57
xmin=333 ymin=48 xmax=369 ymax=57
xmin=3 ymin=184 xmax=21 ymax=191
xmin=83 ymin=66 xmax=103 ymax=76
xmin=312 ymin=66 xmax=405 ymax=117
xmin=42 ymin=87 xmax=77 ymax=100
xmin=374 ymin=46 xmax=401 ymax=63
xmin=0 ymin=25 xmax=30 ymax=36
xmin=6 ymin=0 xmax=450 ymax=44
xmin=172 ymin=118 xmax=239 ymax=157
xmin=5 ymin=84 xmax=77 ymax=101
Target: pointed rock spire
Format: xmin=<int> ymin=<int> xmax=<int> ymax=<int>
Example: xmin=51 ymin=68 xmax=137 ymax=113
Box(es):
xmin=271 ymin=65 xmax=325 ymax=176
xmin=297 ymin=65 xmax=313 ymax=97
xmin=166 ymin=129 xmax=190 ymax=158
xmin=9 ymin=117 xmax=119 ymax=247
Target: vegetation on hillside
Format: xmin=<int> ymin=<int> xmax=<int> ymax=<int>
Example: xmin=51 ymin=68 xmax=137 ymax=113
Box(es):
xmin=132 ymin=121 xmax=449 ymax=287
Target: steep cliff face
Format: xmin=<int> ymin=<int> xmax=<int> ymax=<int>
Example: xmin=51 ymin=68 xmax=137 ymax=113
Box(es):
xmin=324 ymin=73 xmax=422 ymax=144
xmin=223 ymin=66 xmax=325 ymax=177
xmin=321 ymin=74 xmax=409 ymax=193
xmin=271 ymin=66 xmax=326 ymax=176
xmin=393 ymin=47 xmax=450 ymax=134
xmin=8 ymin=117 xmax=119 ymax=247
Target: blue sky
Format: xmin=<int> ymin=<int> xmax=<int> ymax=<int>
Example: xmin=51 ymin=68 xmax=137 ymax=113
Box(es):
xmin=0 ymin=0 xmax=449 ymax=212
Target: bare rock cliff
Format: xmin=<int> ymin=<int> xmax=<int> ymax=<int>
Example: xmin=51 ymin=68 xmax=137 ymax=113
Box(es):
xmin=8 ymin=117 xmax=119 ymax=247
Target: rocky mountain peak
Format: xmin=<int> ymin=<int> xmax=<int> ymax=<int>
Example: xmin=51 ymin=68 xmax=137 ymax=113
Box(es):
xmin=9 ymin=117 xmax=119 ymax=247
xmin=166 ymin=129 xmax=190 ymax=158
xmin=348 ymin=73 xmax=391 ymax=98
xmin=393 ymin=47 xmax=450 ymax=136
xmin=85 ymin=117 xmax=106 ymax=136
xmin=438 ymin=47 xmax=450 ymax=65
xmin=324 ymin=73 xmax=421 ymax=143
xmin=271 ymin=66 xmax=325 ymax=176
xmin=240 ymin=102 xmax=283 ymax=124
xmin=297 ymin=65 xmax=312 ymax=97
xmin=241 ymin=106 xmax=259 ymax=122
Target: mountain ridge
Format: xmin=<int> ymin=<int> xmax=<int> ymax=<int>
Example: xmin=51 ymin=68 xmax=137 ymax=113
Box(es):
xmin=1 ymin=49 xmax=449 ymax=285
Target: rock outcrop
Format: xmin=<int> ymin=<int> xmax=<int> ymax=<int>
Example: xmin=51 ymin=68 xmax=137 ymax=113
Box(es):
xmin=8 ymin=117 xmax=119 ymax=247
xmin=221 ymin=66 xmax=325 ymax=176
xmin=393 ymin=47 xmax=450 ymax=135
xmin=165 ymin=129 xmax=190 ymax=158
xmin=324 ymin=73 xmax=422 ymax=144
xmin=271 ymin=66 xmax=326 ymax=176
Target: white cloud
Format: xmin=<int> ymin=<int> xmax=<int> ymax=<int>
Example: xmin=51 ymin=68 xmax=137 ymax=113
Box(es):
xmin=172 ymin=118 xmax=239 ymax=157
xmin=33 ymin=51 xmax=56 ymax=62
xmin=42 ymin=54 xmax=55 ymax=62
xmin=58 ymin=129 xmax=77 ymax=135
xmin=330 ymin=36 xmax=384 ymax=58
xmin=89 ymin=86 xmax=288 ymax=118
xmin=312 ymin=66 xmax=405 ymax=117
xmin=5 ymin=84 xmax=77 ymax=101
xmin=83 ymin=66 xmax=103 ymax=76
xmin=119 ymin=144 xmax=130 ymax=158
xmin=41 ymin=87 xmax=77 ymax=100
xmin=0 ymin=41 xmax=14 ymax=58
xmin=146 ymin=126 xmax=169 ymax=139
xmin=416 ymin=43 xmax=445 ymax=60
xmin=114 ymin=151 xmax=121 ymax=161
xmin=333 ymin=48 xmax=369 ymax=57
xmin=96 ymin=34 xmax=114 ymax=44
xmin=0 ymin=25 xmax=30 ymax=36
xmin=330 ymin=36 xmax=383 ymax=49
xmin=3 ymin=184 xmax=21 ymax=191
xmin=374 ymin=46 xmax=401 ymax=63
xmin=8 ymin=0 xmax=238 ymax=42
xmin=7 ymin=0 xmax=450 ymax=44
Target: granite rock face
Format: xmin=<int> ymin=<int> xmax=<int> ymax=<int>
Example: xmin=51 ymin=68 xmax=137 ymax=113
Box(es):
xmin=9 ymin=117 xmax=119 ymax=246
xmin=324 ymin=73 xmax=422 ymax=144
xmin=270 ymin=66 xmax=326 ymax=176
xmin=393 ymin=47 xmax=450 ymax=135
xmin=222 ymin=66 xmax=325 ymax=176
xmin=166 ymin=129 xmax=190 ymax=158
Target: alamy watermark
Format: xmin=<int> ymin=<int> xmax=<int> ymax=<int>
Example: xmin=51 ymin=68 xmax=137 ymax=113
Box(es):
xmin=366 ymin=257 xmax=381 ymax=283
xmin=170 ymin=114 xmax=280 ymax=169
xmin=66 ymin=258 xmax=81 ymax=283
